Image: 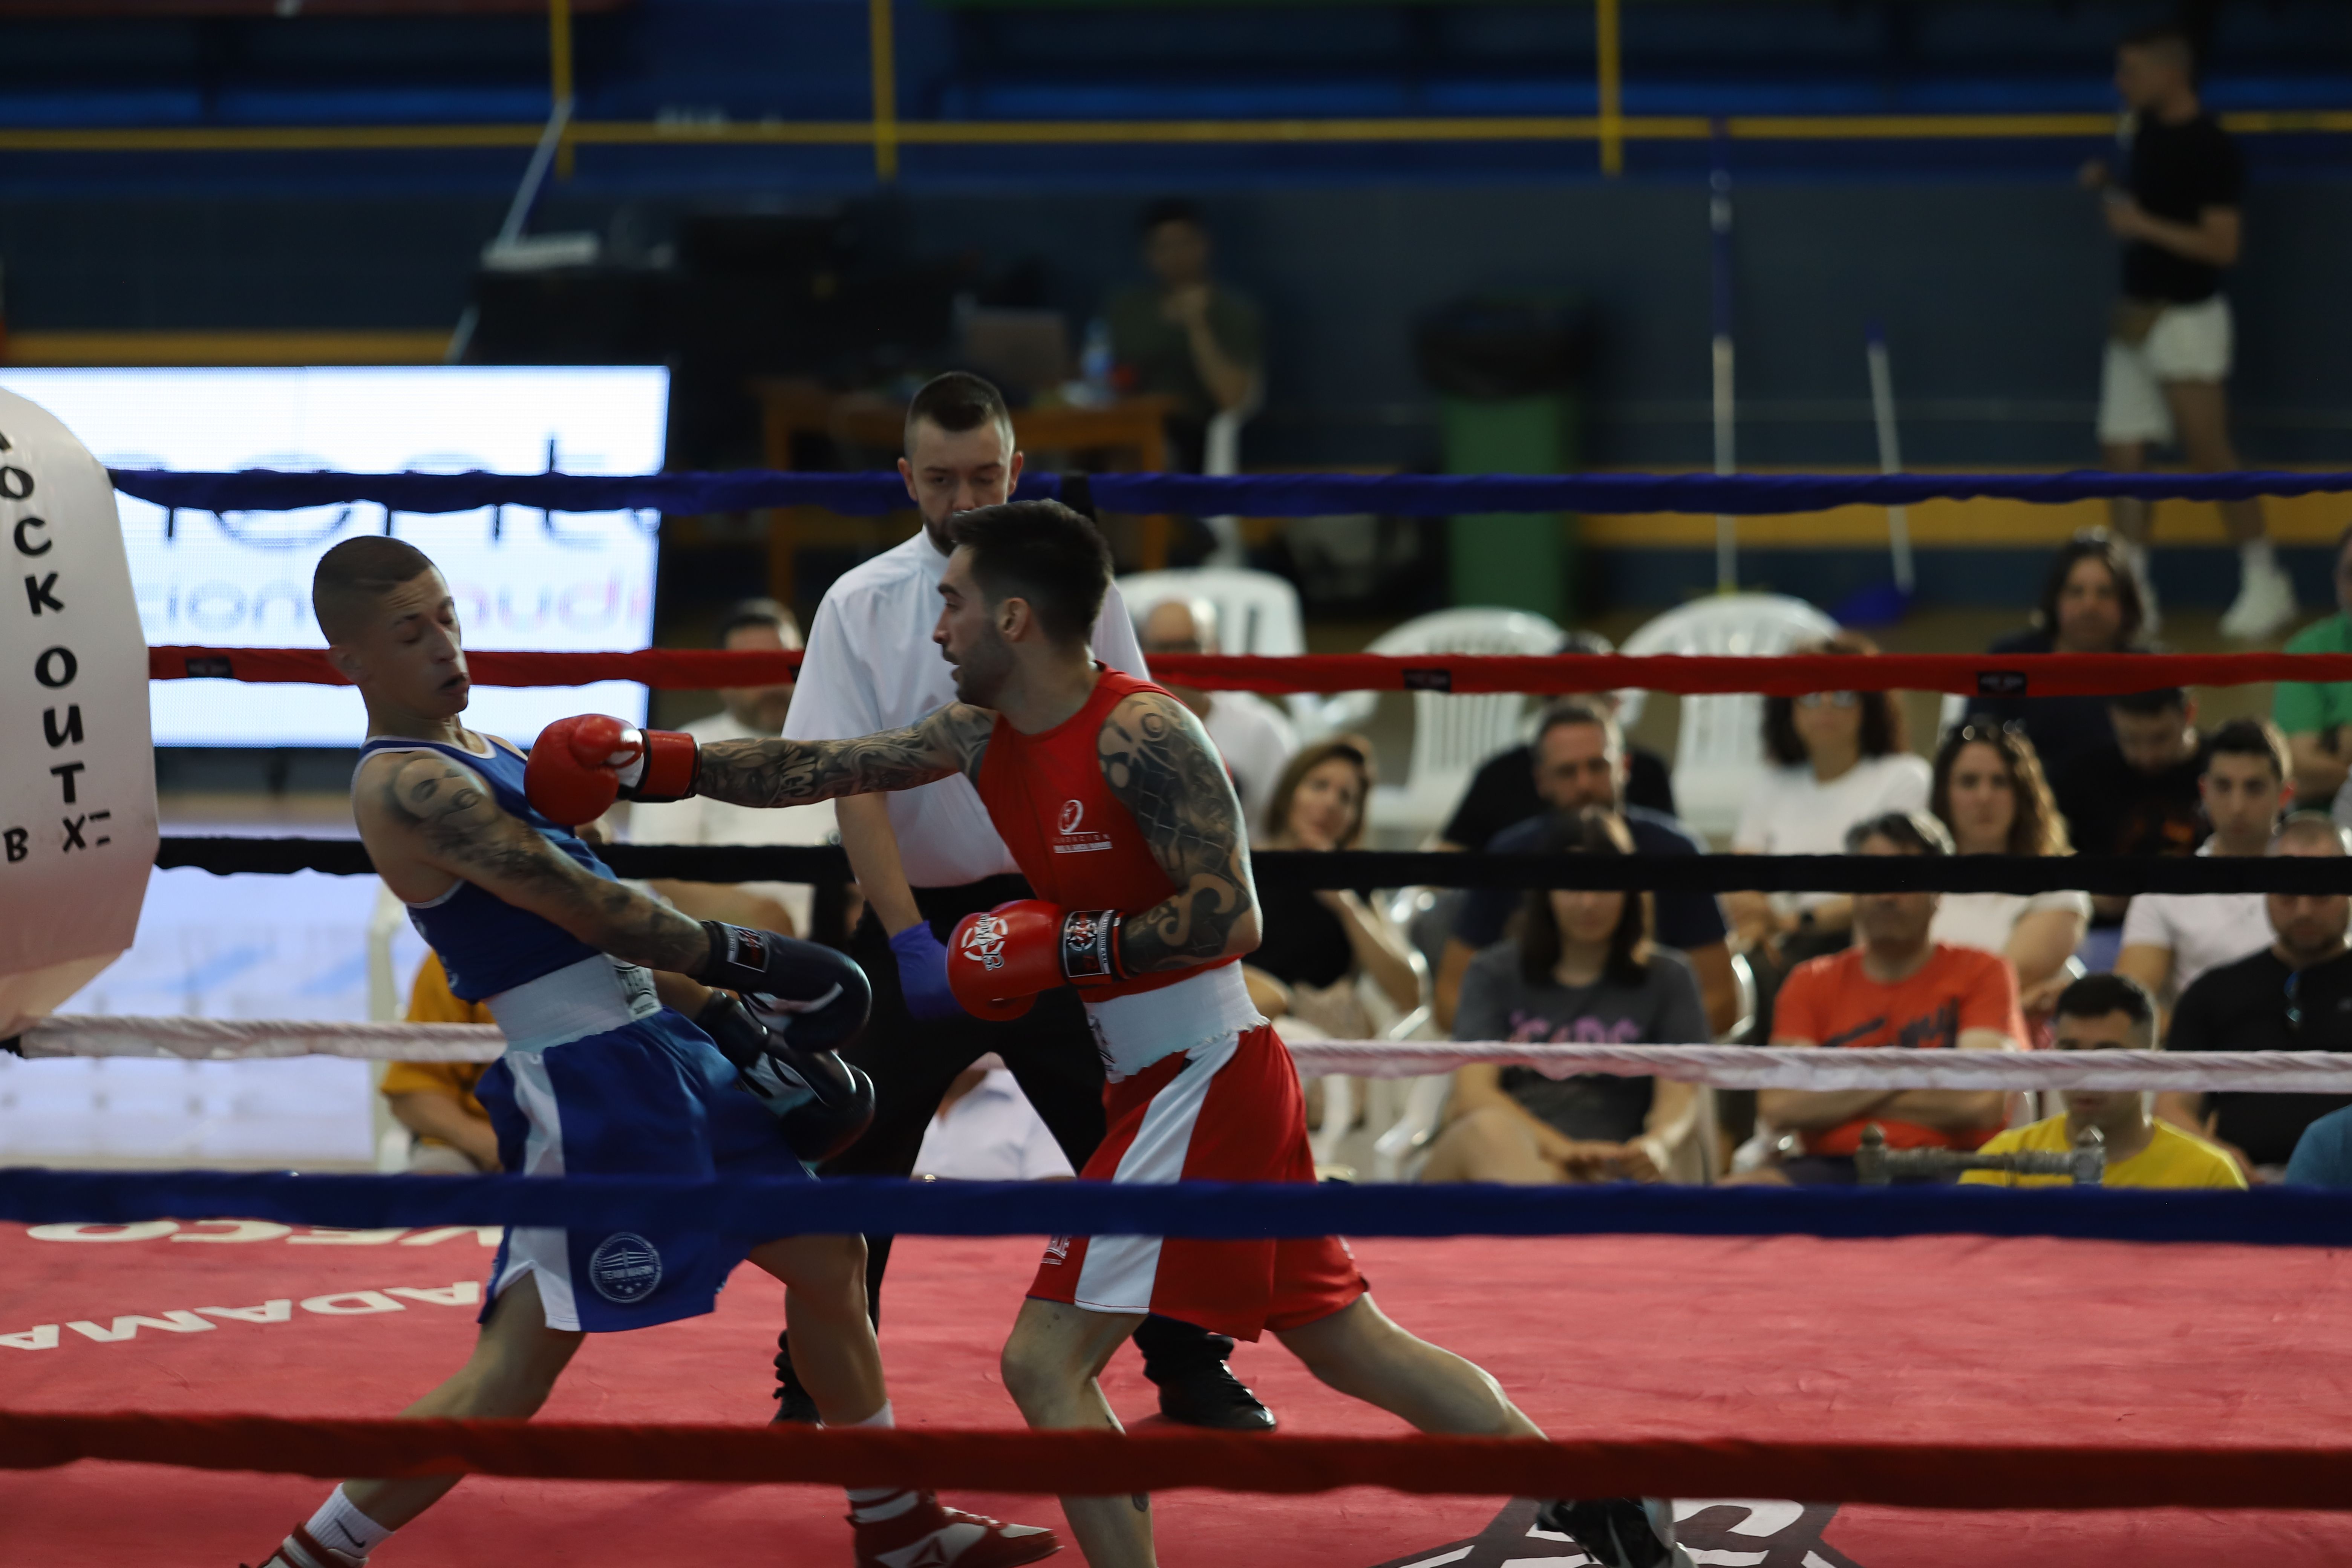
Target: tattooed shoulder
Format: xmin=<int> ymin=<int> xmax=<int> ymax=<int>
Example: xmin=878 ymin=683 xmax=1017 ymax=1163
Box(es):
xmin=381 ymin=753 xmax=501 ymax=838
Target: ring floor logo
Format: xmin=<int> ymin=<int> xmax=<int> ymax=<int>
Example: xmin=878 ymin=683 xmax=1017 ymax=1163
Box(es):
xmin=1367 ymin=1498 xmax=1864 ymax=1568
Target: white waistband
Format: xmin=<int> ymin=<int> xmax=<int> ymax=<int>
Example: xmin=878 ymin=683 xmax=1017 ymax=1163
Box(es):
xmin=1085 ymin=963 xmax=1264 ymax=1081
xmin=487 ymin=954 xmax=662 ymax=1053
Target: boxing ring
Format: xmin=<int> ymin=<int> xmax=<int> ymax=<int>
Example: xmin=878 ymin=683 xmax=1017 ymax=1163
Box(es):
xmin=11 ymin=462 xmax=2352 ymax=1566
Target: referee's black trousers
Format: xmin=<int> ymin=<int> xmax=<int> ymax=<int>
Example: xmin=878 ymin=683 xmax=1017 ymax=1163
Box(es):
xmin=784 ymin=873 xmax=1234 ymax=1381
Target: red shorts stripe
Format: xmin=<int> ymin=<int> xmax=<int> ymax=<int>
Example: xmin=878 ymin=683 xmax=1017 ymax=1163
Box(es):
xmin=1028 ymin=1023 xmax=1366 ymax=1341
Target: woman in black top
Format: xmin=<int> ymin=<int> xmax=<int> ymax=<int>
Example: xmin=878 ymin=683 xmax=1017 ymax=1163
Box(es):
xmin=1243 ymin=738 xmax=1421 ymax=1035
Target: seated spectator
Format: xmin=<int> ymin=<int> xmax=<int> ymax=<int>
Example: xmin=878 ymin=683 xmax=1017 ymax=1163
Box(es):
xmin=1730 ymin=631 xmax=1931 ymax=960
xmin=1970 ymin=532 xmax=2148 ymax=783
xmin=1421 ymin=808 xmax=1708 ymax=1185
xmin=2053 ymin=685 xmax=2207 ymax=923
xmin=2274 ymin=523 xmax=2352 ymax=806
xmin=633 ymin=599 xmax=837 ymax=937
xmin=1439 ymin=630 xmax=1675 ymax=847
xmin=1746 ymin=812 xmax=2025 ymax=1186
xmin=1434 ymin=700 xmax=1736 ymax=1037
xmin=913 ymin=1054 xmax=1076 ymax=1182
xmin=1929 ymin=721 xmax=2090 ymax=1016
xmin=2286 ymin=1102 xmax=2352 ymax=1187
xmin=2115 ymin=717 xmax=2293 ymax=1006
xmin=1135 ymin=595 xmax=1298 ymax=830
xmin=1105 ymin=197 xmax=1261 ymax=472
xmin=1245 ymin=738 xmax=1422 ymax=1037
xmin=1960 ymin=973 xmax=2244 ymax=1190
xmin=2156 ymin=813 xmax=2352 ymax=1181
xmin=380 ymin=951 xmax=498 ymax=1175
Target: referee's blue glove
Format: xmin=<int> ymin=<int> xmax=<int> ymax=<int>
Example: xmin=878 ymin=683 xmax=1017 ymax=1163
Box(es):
xmin=889 ymin=919 xmax=962 ymax=1021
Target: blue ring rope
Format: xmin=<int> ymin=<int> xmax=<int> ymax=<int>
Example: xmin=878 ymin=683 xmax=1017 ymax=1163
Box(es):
xmin=4 ymin=1170 xmax=2345 ymax=1249
xmin=106 ymin=467 xmax=2352 ymax=518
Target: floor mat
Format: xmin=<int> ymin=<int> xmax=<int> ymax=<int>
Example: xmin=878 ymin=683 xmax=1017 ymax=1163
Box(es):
xmin=2 ymin=1220 xmax=2347 ymax=1565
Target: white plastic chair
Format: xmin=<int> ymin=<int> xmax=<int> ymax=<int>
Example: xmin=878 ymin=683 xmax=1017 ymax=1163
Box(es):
xmin=1200 ymin=381 xmax=1263 ymax=567
xmin=1118 ymin=565 xmax=1358 ymax=740
xmin=1356 ymin=607 xmax=1565 ymax=846
xmin=1616 ymin=594 xmax=1839 ymax=840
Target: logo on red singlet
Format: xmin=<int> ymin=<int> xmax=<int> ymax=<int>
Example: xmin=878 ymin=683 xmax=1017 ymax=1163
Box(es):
xmin=1053 ymin=797 xmax=1113 ymax=855
xmin=959 ymin=913 xmax=1009 ymax=973
xmin=1042 ymin=1236 xmax=1071 ymax=1265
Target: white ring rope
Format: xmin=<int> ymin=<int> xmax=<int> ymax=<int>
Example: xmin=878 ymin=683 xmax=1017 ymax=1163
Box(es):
xmin=16 ymin=1017 xmax=2352 ymax=1093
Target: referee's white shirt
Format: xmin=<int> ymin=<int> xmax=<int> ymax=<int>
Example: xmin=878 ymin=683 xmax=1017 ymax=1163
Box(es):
xmin=783 ymin=528 xmax=1149 ymax=888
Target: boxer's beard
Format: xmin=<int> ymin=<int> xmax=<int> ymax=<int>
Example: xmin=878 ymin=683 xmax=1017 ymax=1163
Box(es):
xmin=951 ymin=628 xmax=1014 ymax=708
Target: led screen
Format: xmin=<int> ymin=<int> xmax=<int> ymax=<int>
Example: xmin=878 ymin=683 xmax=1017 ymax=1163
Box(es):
xmin=0 ymin=366 xmax=668 ymax=747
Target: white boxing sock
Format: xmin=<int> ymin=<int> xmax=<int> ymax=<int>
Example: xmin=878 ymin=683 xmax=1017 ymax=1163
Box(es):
xmin=302 ymin=1487 xmax=393 ymax=1561
xmin=844 ymin=1402 xmax=923 ymax=1522
xmin=2241 ymin=536 xmax=2278 ymax=576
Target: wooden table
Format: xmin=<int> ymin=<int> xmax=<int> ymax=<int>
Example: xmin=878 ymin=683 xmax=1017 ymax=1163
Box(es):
xmin=750 ymin=380 xmax=1179 ymax=608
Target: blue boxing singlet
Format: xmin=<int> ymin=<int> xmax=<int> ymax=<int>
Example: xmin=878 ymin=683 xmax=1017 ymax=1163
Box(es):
xmin=355 ymin=733 xmax=612 ymax=1001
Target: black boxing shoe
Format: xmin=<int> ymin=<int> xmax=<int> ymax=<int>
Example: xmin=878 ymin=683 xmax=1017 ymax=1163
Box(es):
xmin=1533 ymin=1498 xmax=1690 ymax=1568
xmin=1149 ymin=1357 xmax=1276 ymax=1432
xmin=771 ymin=1328 xmax=822 ymax=1426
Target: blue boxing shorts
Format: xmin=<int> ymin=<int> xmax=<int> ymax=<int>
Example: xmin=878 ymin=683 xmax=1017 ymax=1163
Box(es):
xmin=473 ymin=1000 xmax=808 ymax=1333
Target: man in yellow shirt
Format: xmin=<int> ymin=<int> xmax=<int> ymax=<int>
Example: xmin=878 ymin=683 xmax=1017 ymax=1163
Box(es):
xmin=1963 ymin=972 xmax=2244 ymax=1190
xmin=379 ymin=952 xmax=500 ymax=1174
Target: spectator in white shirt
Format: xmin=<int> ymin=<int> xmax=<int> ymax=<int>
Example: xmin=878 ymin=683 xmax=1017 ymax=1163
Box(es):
xmin=913 ymin=1055 xmax=1077 ymax=1182
xmin=2116 ymin=716 xmax=2294 ymax=1006
xmin=631 ymin=599 xmax=836 ymax=936
xmin=1928 ymin=720 xmax=2090 ymax=1016
xmin=1133 ymin=595 xmax=1298 ymax=831
xmin=1730 ymin=631 xmax=1931 ymax=959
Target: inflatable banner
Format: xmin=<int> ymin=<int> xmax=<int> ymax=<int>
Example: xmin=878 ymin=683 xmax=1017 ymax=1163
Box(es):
xmin=0 ymin=389 xmax=156 ymax=1035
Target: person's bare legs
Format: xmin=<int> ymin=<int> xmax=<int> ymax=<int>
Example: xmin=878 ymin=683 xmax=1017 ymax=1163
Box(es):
xmin=341 ymin=1273 xmax=583 ymax=1529
xmin=1274 ymin=1295 xmax=1542 ymax=1439
xmin=752 ymin=1233 xmax=888 ymax=1424
xmin=1419 ymin=1107 xmax=1564 ymax=1185
xmin=2163 ymin=380 xmax=2266 ymax=543
xmin=1001 ymin=1299 xmax=1155 ymax=1568
xmin=2102 ymin=439 xmax=2151 ymax=547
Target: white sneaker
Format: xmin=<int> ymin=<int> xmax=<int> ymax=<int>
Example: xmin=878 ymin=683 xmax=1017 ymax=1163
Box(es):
xmin=2219 ymin=560 xmax=2297 ymax=642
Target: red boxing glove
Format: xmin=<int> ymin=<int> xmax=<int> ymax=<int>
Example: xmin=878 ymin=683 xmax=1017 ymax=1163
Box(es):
xmin=946 ymin=900 xmax=1128 ymax=1021
xmin=526 ymin=714 xmax=700 ymax=827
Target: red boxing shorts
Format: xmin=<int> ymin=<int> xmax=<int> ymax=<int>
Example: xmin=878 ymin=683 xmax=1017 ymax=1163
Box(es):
xmin=1028 ymin=1022 xmax=1366 ymax=1341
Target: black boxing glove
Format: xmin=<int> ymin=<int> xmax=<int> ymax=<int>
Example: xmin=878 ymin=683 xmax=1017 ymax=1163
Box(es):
xmin=697 ymin=921 xmax=871 ymax=1054
xmin=695 ymin=990 xmax=876 ymax=1165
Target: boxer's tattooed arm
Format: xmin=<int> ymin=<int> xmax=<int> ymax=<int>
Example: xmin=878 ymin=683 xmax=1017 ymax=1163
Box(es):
xmin=693 ymin=703 xmax=996 ymax=807
xmin=1097 ymin=691 xmax=1260 ymax=972
xmin=376 ymin=753 xmax=708 ymax=972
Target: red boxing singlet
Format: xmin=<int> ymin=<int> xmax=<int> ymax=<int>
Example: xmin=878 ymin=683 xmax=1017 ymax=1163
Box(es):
xmin=974 ymin=666 xmax=1234 ymax=1004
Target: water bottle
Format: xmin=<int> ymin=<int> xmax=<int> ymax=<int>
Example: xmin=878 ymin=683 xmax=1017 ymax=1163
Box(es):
xmin=1079 ymin=317 xmax=1115 ymax=406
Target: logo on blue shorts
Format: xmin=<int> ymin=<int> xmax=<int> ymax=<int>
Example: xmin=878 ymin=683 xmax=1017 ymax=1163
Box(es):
xmin=588 ymin=1232 xmax=663 ymax=1303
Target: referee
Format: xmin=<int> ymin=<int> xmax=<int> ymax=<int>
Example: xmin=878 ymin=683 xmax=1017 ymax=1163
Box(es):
xmin=773 ymin=371 xmax=1277 ymax=1432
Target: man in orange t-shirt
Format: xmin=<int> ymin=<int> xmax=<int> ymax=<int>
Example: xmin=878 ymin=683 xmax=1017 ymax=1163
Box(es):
xmin=1756 ymin=810 xmax=2026 ymax=1184
xmin=379 ymin=952 xmax=501 ymax=1174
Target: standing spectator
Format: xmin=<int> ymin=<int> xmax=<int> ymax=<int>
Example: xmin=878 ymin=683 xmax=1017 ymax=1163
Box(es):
xmin=1439 ymin=630 xmax=1675 ymax=848
xmin=1730 ymin=632 xmax=1931 ymax=960
xmin=2157 ymin=814 xmax=2352 ymax=1181
xmin=379 ymin=952 xmax=499 ymax=1175
xmin=776 ymin=371 xmax=1262 ymax=1431
xmin=1928 ymin=722 xmax=2089 ymax=1016
xmin=1421 ymin=809 xmax=1709 ymax=1186
xmin=1969 ymin=533 xmax=2150 ymax=784
xmin=912 ymin=1055 xmax=1076 ymax=1183
xmin=631 ymin=599 xmax=835 ymax=939
xmin=2052 ymin=686 xmax=2208 ymax=923
xmin=1104 ymin=198 xmax=1262 ymax=472
xmin=2083 ymin=23 xmax=2292 ymax=641
xmin=1244 ymin=738 xmax=1422 ymax=1037
xmin=1959 ymin=973 xmax=2243 ymax=1191
xmin=2273 ymin=524 xmax=2352 ymax=807
xmin=1746 ymin=812 xmax=2025 ymax=1186
xmin=1434 ymin=701 xmax=1736 ymax=1038
xmin=1133 ymin=595 xmax=1298 ymax=831
xmin=2115 ymin=717 xmax=2293 ymax=1005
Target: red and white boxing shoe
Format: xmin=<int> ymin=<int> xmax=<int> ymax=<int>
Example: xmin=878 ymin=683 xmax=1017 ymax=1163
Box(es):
xmin=851 ymin=1494 xmax=1061 ymax=1568
xmin=242 ymin=1526 xmax=364 ymax=1568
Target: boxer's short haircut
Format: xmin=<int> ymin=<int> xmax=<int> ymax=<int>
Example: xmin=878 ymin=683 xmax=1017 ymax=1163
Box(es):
xmin=949 ymin=500 xmax=1111 ymax=646
xmin=905 ymin=371 xmax=1012 ymax=452
xmin=312 ymin=536 xmax=437 ymax=643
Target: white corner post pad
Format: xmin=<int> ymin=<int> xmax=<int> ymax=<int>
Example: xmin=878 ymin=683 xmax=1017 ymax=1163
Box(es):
xmin=0 ymin=389 xmax=158 ymax=1035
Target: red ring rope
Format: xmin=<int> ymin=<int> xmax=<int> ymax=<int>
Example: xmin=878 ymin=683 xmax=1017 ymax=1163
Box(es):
xmin=147 ymin=646 xmax=2352 ymax=697
xmin=4 ymin=1412 xmax=2346 ymax=1510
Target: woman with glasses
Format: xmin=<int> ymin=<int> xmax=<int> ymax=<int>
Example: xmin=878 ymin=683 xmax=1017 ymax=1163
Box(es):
xmin=1729 ymin=632 xmax=1931 ymax=966
xmin=1928 ymin=722 xmax=2090 ymax=1016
